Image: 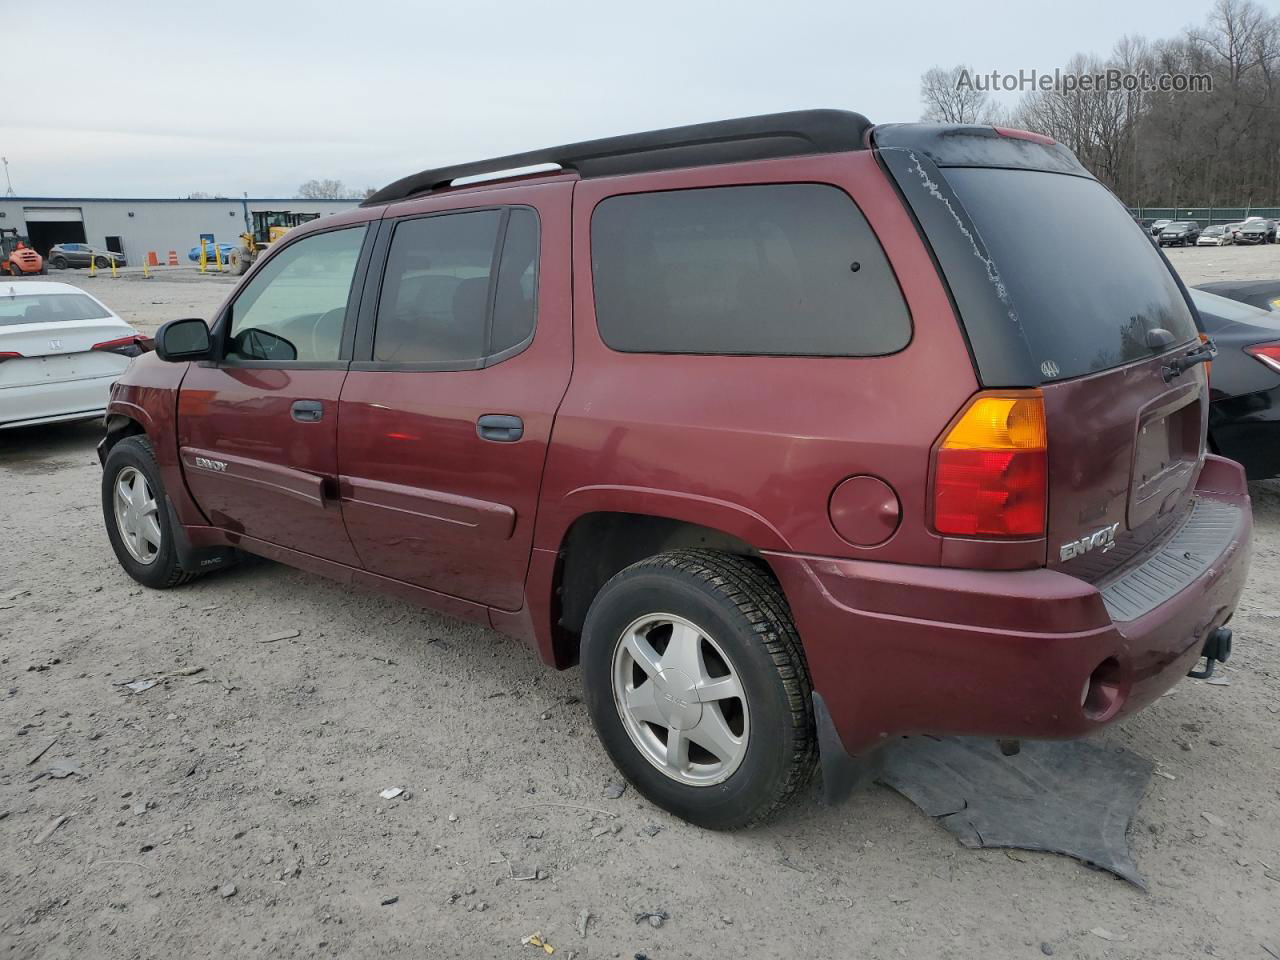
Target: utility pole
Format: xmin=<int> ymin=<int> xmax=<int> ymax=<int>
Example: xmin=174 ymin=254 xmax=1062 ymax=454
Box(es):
xmin=1 ymin=157 xmax=14 ymax=197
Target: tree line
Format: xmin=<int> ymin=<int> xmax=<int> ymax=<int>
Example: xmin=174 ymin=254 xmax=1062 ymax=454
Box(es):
xmin=920 ymin=0 xmax=1280 ymax=207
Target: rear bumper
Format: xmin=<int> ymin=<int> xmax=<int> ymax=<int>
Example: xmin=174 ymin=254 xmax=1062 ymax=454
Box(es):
xmin=0 ymin=374 xmax=117 ymax=429
xmin=767 ymin=455 xmax=1252 ymax=759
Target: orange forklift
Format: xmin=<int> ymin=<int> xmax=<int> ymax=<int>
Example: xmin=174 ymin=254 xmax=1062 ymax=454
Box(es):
xmin=1 ymin=228 xmax=46 ymax=276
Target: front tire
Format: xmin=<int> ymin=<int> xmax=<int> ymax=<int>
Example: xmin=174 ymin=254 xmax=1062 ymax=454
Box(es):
xmin=94 ymin=256 xmax=109 ymax=268
xmin=102 ymin=436 xmax=195 ymax=589
xmin=581 ymin=549 xmax=816 ymax=829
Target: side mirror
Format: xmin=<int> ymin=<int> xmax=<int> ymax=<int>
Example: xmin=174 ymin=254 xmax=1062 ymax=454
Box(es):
xmin=155 ymin=318 xmax=212 ymax=362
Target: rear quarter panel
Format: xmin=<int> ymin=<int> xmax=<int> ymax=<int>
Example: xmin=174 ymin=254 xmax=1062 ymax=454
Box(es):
xmin=537 ymin=151 xmax=980 ymax=564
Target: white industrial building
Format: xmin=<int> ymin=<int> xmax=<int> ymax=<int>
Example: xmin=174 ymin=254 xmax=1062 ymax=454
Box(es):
xmin=0 ymin=196 xmax=358 ymax=263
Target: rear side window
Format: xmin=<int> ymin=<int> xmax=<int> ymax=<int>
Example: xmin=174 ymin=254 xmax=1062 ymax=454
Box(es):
xmin=591 ymin=184 xmax=910 ymax=356
xmin=0 ymin=293 xmax=109 ymax=326
xmin=373 ymin=208 xmax=539 ymax=365
xmin=945 ymin=168 xmax=1198 ymax=380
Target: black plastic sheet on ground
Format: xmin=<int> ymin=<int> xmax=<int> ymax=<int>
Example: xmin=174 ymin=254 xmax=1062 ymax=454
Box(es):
xmin=878 ymin=736 xmax=1152 ymax=889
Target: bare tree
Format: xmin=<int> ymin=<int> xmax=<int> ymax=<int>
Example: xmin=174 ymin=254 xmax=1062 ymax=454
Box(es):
xmin=920 ymin=65 xmax=995 ymax=123
xmin=297 ymin=178 xmax=354 ymax=200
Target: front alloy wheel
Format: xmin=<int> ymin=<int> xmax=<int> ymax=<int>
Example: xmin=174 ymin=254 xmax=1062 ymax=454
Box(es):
xmin=112 ymin=465 xmax=162 ymax=565
xmin=102 ymin=435 xmax=196 ymax=589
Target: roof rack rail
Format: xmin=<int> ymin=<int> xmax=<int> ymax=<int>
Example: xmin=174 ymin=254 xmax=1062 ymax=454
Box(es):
xmin=363 ymin=109 xmax=872 ymax=206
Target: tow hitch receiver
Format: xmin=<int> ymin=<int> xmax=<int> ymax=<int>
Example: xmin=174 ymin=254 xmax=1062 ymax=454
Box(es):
xmin=1187 ymin=627 xmax=1232 ymax=679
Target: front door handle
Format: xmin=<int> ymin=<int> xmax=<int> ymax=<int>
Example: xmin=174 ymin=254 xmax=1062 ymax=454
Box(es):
xmin=291 ymin=400 xmax=324 ymax=423
xmin=476 ymin=414 xmax=524 ymax=442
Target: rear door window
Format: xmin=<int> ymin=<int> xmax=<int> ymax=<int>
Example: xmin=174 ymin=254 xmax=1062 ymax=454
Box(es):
xmin=590 ymin=184 xmax=910 ymax=356
xmin=944 ymin=168 xmax=1197 ymax=380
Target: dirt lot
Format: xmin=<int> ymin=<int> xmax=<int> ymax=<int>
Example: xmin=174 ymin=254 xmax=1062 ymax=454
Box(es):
xmin=2 ymin=253 xmax=1279 ymax=960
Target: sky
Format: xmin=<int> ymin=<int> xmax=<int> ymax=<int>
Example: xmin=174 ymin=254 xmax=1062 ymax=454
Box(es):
xmin=2 ymin=0 xmax=1234 ymax=199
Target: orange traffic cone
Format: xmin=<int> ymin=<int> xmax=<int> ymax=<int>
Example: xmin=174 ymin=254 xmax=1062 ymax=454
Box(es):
xmin=167 ymin=250 xmax=178 ymax=266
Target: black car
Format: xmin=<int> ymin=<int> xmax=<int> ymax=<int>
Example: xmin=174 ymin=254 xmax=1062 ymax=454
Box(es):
xmin=1233 ymin=220 xmax=1273 ymax=245
xmin=1191 ymin=286 xmax=1280 ymax=479
xmin=1158 ymin=221 xmax=1201 ymax=246
xmin=1198 ymin=279 xmax=1280 ymax=312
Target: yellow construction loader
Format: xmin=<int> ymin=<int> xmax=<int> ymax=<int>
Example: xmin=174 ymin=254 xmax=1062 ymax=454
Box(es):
xmin=229 ymin=209 xmax=321 ymax=275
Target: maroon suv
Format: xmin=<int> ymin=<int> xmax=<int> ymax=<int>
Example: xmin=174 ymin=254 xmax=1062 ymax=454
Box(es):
xmin=98 ymin=111 xmax=1252 ymax=828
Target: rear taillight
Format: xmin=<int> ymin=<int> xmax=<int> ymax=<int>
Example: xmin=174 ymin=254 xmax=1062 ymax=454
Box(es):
xmin=0 ymin=352 xmax=22 ymax=362
xmin=91 ymin=335 xmax=147 ymax=358
xmin=933 ymin=391 xmax=1048 ymax=538
xmin=1245 ymin=342 xmax=1280 ymax=375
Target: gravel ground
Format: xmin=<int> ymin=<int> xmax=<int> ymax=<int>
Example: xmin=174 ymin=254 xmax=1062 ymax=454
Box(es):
xmin=2 ymin=253 xmax=1279 ymax=959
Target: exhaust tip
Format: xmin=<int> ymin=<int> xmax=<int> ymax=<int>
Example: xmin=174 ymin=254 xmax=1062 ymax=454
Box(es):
xmin=1082 ymin=657 xmax=1124 ymax=721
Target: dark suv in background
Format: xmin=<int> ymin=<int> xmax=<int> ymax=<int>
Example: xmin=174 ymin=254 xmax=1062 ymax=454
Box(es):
xmin=97 ymin=111 xmax=1251 ymax=828
xmin=1159 ymin=221 xmax=1202 ymax=246
xmin=48 ymin=243 xmax=127 ymax=270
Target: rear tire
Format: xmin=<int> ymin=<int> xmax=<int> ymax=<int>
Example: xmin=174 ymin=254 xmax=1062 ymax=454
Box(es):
xmin=581 ymin=549 xmax=816 ymax=829
xmin=8 ymin=263 xmax=18 ymax=277
xmin=102 ymin=436 xmax=196 ymax=589
xmin=51 ymin=255 xmax=66 ymax=269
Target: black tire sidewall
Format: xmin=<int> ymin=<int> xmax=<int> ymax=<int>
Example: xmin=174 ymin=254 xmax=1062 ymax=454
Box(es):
xmin=101 ymin=438 xmax=185 ymax=588
xmin=52 ymin=257 xmax=66 ymax=269
xmin=582 ymin=566 xmax=803 ymax=829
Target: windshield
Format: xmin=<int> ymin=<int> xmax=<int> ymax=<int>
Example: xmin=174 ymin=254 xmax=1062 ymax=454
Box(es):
xmin=0 ymin=292 xmax=111 ymax=326
xmin=944 ymin=168 xmax=1199 ymax=380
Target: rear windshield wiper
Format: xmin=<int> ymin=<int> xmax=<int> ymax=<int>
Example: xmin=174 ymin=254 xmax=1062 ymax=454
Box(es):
xmin=1162 ymin=338 xmax=1217 ymax=382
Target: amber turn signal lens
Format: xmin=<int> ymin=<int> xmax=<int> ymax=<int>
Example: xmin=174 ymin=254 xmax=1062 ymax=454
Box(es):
xmin=940 ymin=395 xmax=1047 ymax=451
xmin=934 ymin=392 xmax=1048 ymax=538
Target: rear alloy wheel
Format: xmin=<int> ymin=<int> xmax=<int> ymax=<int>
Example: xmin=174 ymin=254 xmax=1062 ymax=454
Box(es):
xmin=612 ymin=613 xmax=750 ymax=786
xmin=582 ymin=549 xmax=816 ymax=829
xmin=102 ymin=436 xmax=195 ymax=589
xmin=50 ymin=255 xmax=66 ymax=269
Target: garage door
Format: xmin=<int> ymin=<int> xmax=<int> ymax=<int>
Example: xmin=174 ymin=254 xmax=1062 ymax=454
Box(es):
xmin=24 ymin=208 xmax=87 ymax=257
xmin=24 ymin=207 xmax=84 ymax=223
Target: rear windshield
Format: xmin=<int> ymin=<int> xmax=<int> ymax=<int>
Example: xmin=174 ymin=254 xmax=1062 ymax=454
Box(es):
xmin=0 ymin=292 xmax=110 ymax=327
xmin=945 ymin=168 xmax=1198 ymax=380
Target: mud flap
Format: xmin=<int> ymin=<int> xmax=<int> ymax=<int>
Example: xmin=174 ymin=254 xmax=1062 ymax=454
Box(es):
xmin=813 ymin=692 xmax=883 ymax=804
xmin=165 ymin=497 xmax=237 ymax=575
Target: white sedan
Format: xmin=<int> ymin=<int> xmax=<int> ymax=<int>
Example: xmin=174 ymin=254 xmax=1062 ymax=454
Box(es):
xmin=1 ymin=280 xmax=146 ymax=430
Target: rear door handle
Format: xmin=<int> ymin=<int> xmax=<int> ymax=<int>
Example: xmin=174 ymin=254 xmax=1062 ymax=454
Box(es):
xmin=291 ymin=400 xmax=324 ymax=423
xmin=476 ymin=414 xmax=524 ymax=442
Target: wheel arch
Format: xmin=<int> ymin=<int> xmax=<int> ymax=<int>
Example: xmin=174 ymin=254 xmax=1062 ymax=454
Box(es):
xmin=546 ymin=509 xmax=781 ymax=669
xmin=99 ymin=411 xmax=148 ymax=464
